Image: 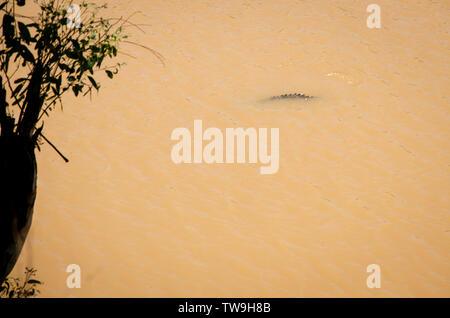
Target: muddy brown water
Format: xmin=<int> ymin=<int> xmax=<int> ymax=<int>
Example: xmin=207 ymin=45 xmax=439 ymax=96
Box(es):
xmin=9 ymin=0 xmax=450 ymax=297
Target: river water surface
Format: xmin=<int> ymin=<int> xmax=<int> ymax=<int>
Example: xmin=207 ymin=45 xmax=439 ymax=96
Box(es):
xmin=11 ymin=0 xmax=450 ymax=297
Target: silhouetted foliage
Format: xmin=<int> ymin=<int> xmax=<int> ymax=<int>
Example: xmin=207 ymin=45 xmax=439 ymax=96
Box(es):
xmin=0 ymin=267 xmax=42 ymax=298
xmin=0 ymin=0 xmax=132 ymax=286
xmin=0 ymin=0 xmax=128 ymax=145
xmin=0 ymin=0 xmax=163 ymax=287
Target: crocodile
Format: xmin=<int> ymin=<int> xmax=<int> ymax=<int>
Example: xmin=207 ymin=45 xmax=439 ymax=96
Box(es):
xmin=260 ymin=93 xmax=314 ymax=103
xmin=268 ymin=93 xmax=313 ymax=100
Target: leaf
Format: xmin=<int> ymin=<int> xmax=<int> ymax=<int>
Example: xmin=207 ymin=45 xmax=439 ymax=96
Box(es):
xmin=12 ymin=82 xmax=24 ymax=97
xmin=20 ymin=45 xmax=35 ymax=63
xmin=48 ymin=76 xmax=59 ymax=84
xmin=71 ymin=39 xmax=80 ymax=50
xmin=27 ymin=23 xmax=39 ymax=28
xmin=27 ymin=279 xmax=42 ymax=285
xmin=88 ymin=76 xmax=99 ymax=90
xmin=14 ymin=77 xmax=27 ymax=84
xmin=72 ymin=85 xmax=83 ymax=97
xmin=87 ymin=58 xmax=95 ymax=69
xmin=16 ymin=0 xmax=26 ymax=7
xmin=18 ymin=22 xmax=31 ymax=43
xmin=2 ymin=53 xmax=10 ymax=73
xmin=66 ymin=51 xmax=79 ymax=60
xmin=2 ymin=14 xmax=15 ymax=46
xmin=105 ymin=70 xmax=113 ymax=79
xmin=0 ymin=2 xmax=7 ymax=11
xmin=58 ymin=63 xmax=70 ymax=72
xmin=56 ymin=75 xmax=62 ymax=91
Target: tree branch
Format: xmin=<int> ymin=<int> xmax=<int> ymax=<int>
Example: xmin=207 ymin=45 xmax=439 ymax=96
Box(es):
xmin=40 ymin=132 xmax=69 ymax=163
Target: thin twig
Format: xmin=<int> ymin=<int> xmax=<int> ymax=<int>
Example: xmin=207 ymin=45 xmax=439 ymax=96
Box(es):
xmin=123 ymin=40 xmax=165 ymax=66
xmin=40 ymin=132 xmax=69 ymax=163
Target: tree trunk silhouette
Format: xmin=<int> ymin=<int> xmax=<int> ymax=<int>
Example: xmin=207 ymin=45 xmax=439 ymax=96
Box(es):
xmin=0 ymin=0 xmax=124 ymax=286
xmin=0 ymin=79 xmax=38 ymax=284
xmin=0 ymin=136 xmax=37 ymax=284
